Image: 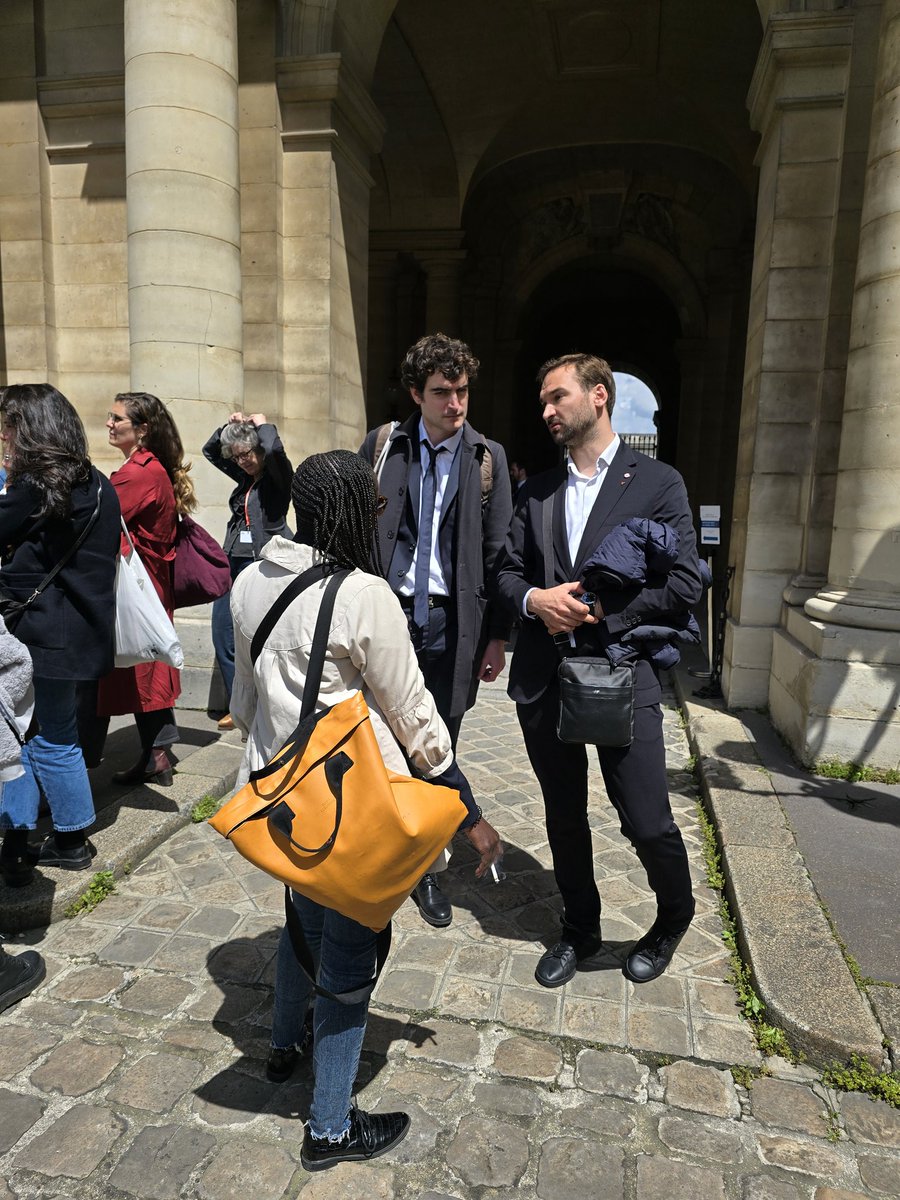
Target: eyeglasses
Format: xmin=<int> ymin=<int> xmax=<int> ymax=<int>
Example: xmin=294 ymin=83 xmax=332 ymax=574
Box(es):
xmin=375 ymin=494 xmax=388 ymax=515
xmin=233 ymin=449 xmax=259 ymax=462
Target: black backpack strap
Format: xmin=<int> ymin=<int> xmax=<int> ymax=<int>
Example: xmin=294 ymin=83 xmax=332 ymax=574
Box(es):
xmin=284 ymin=885 xmax=392 ymax=1006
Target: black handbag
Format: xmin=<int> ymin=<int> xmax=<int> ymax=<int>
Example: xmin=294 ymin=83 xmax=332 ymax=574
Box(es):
xmin=556 ymin=656 xmax=635 ymax=746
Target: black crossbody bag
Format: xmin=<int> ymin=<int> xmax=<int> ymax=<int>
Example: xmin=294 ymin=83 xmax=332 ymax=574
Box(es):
xmin=542 ymin=493 xmax=635 ymax=747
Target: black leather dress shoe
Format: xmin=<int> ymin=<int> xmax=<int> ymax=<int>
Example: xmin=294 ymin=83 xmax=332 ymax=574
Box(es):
xmin=535 ymin=932 xmax=603 ymax=988
xmin=301 ymin=1107 xmax=410 ymax=1171
xmin=411 ymin=873 xmax=452 ymax=927
xmin=624 ymin=924 xmax=689 ymax=983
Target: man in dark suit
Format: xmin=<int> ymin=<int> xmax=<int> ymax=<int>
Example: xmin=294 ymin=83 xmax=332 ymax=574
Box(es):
xmin=497 ymin=352 xmax=702 ymax=988
xmin=360 ymin=333 xmax=513 ymax=926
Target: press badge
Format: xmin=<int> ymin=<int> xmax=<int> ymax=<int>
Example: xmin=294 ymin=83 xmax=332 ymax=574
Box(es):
xmin=239 ymin=529 xmax=253 ymax=543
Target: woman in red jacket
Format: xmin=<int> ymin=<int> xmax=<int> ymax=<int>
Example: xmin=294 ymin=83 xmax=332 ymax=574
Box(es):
xmin=97 ymin=393 xmax=196 ymax=785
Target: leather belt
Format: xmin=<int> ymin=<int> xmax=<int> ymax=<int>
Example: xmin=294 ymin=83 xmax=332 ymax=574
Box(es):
xmin=398 ymin=594 xmax=451 ymax=610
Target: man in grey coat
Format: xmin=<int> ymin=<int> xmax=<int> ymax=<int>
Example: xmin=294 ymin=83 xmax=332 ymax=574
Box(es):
xmin=360 ymin=333 xmax=513 ymax=927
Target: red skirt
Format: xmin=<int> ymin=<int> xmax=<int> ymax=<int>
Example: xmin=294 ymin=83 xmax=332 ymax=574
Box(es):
xmin=97 ymin=660 xmax=181 ymax=716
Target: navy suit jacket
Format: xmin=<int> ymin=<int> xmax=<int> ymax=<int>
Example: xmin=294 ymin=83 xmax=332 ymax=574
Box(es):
xmin=497 ymin=441 xmax=703 ymax=707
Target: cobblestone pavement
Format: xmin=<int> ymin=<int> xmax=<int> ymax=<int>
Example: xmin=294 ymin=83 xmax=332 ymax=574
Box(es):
xmin=1 ymin=679 xmax=899 ymax=1198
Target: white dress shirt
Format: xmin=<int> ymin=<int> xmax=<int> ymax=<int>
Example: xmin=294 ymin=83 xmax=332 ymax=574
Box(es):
xmin=398 ymin=421 xmax=464 ymax=599
xmin=523 ymin=434 xmax=621 ymax=619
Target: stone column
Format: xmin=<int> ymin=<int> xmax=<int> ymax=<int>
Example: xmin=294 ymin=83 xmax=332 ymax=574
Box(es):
xmin=277 ymin=54 xmax=384 ymax=454
xmin=124 ymin=0 xmax=243 ymax=451
xmin=673 ymin=338 xmax=706 ymax=503
xmin=779 ymin=0 xmax=900 ymax=766
xmin=421 ymin=245 xmax=466 ymax=335
xmin=0 ymin=6 xmax=49 ymax=382
xmin=366 ymin=249 xmax=400 ymax=425
xmin=723 ymin=10 xmax=854 ymax=707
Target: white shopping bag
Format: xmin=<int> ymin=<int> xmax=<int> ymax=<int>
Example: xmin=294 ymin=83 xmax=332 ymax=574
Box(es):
xmin=114 ymin=521 xmax=184 ymax=669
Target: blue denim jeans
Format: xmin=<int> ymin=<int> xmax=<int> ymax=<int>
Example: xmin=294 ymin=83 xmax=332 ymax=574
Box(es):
xmin=272 ymin=890 xmax=377 ymax=1140
xmin=0 ymin=677 xmax=96 ymax=832
xmin=211 ymin=555 xmax=251 ymax=704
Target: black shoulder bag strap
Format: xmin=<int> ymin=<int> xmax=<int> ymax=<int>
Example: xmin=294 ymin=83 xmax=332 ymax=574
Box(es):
xmin=10 ymin=480 xmax=103 ymax=613
xmin=249 ymin=561 xmax=393 ymax=1007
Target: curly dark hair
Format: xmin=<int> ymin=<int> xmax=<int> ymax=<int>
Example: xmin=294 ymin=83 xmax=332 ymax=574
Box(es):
xmin=399 ymin=332 xmax=480 ymax=396
xmin=116 ymin=392 xmax=197 ymax=515
xmin=536 ymin=353 xmax=616 ymax=417
xmin=0 ymin=383 xmax=91 ymax=518
xmin=291 ymin=450 xmax=382 ymax=575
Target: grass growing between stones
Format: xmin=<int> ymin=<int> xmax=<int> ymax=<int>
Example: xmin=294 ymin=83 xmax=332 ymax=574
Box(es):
xmin=694 ymin=799 xmax=794 ymax=1062
xmin=191 ymin=795 xmax=222 ymax=823
xmin=65 ymin=870 xmax=116 ymax=918
xmin=823 ymin=1054 xmax=900 ymax=1110
xmin=814 ymin=759 xmax=900 ymax=785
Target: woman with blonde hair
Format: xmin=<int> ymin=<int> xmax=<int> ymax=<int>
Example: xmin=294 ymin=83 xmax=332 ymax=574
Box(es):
xmin=94 ymin=392 xmax=197 ymax=785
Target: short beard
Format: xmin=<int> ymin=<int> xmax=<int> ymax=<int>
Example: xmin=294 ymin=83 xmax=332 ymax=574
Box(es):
xmin=549 ymin=406 xmax=596 ymax=450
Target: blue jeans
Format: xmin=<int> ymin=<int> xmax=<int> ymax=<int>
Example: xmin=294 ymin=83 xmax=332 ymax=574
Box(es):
xmin=0 ymin=677 xmax=96 ymax=832
xmin=272 ymin=890 xmax=377 ymax=1140
xmin=211 ymin=555 xmax=251 ymax=704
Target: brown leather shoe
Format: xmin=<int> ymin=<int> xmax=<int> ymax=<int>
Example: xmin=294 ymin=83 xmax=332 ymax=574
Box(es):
xmin=217 ymin=714 xmax=235 ymax=731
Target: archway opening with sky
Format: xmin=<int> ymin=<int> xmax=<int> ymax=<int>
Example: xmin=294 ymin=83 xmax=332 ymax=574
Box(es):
xmin=613 ymin=373 xmax=658 ymax=434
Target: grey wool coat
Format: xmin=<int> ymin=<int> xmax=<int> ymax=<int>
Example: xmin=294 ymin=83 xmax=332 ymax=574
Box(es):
xmin=359 ymin=413 xmax=513 ymax=719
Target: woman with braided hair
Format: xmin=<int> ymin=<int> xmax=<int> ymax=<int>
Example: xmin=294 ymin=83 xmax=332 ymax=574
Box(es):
xmin=230 ymin=449 xmax=502 ymax=1172
xmin=89 ymin=392 xmax=197 ymax=785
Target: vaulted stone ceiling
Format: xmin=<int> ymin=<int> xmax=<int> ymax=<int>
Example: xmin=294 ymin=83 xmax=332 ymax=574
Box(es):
xmin=370 ymin=0 xmax=762 ymax=228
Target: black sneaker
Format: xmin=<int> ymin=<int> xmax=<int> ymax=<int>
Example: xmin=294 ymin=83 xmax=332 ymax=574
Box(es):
xmin=0 ymin=948 xmax=46 ymax=1014
xmin=624 ymin=923 xmax=689 ymax=983
xmin=300 ymin=1107 xmax=410 ymax=1172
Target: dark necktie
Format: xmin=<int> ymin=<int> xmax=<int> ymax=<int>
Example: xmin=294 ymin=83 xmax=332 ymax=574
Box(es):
xmin=414 ymin=442 xmax=443 ymax=632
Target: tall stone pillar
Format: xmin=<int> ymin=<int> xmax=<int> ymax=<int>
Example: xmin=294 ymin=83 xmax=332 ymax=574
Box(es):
xmin=124 ymin=0 xmax=243 ymax=450
xmin=674 ymin=338 xmax=706 ymax=502
xmin=772 ymin=0 xmax=900 ymax=767
xmin=0 ymin=5 xmax=49 ymax=383
xmin=421 ymin=243 xmax=466 ymax=335
xmin=723 ymin=11 xmax=854 ymax=706
xmin=277 ymin=54 xmax=384 ymax=455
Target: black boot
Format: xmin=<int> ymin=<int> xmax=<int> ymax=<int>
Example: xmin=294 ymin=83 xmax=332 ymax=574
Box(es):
xmin=0 ymin=944 xmax=46 ymax=1013
xmin=113 ymin=747 xmax=174 ymax=787
xmin=36 ymin=829 xmax=95 ymax=871
xmin=1 ymin=830 xmax=35 ymax=888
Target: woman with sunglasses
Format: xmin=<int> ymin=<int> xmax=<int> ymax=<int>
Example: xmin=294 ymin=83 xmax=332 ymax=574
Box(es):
xmin=203 ymin=413 xmax=293 ymax=729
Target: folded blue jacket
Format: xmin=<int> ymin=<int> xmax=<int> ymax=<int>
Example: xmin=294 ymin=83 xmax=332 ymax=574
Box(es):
xmin=581 ymin=518 xmax=707 ymax=669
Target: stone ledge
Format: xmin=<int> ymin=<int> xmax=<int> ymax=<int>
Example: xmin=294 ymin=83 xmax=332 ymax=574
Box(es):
xmin=675 ymin=669 xmax=884 ymax=1069
xmin=0 ymin=745 xmax=239 ymax=936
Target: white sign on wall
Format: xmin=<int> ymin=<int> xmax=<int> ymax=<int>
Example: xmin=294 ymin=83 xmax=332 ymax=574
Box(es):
xmin=700 ymin=504 xmax=721 ymax=546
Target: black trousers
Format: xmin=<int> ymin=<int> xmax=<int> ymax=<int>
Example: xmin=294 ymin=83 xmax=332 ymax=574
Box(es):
xmin=517 ymin=681 xmax=695 ymax=940
xmin=401 ymin=602 xmax=463 ymax=750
